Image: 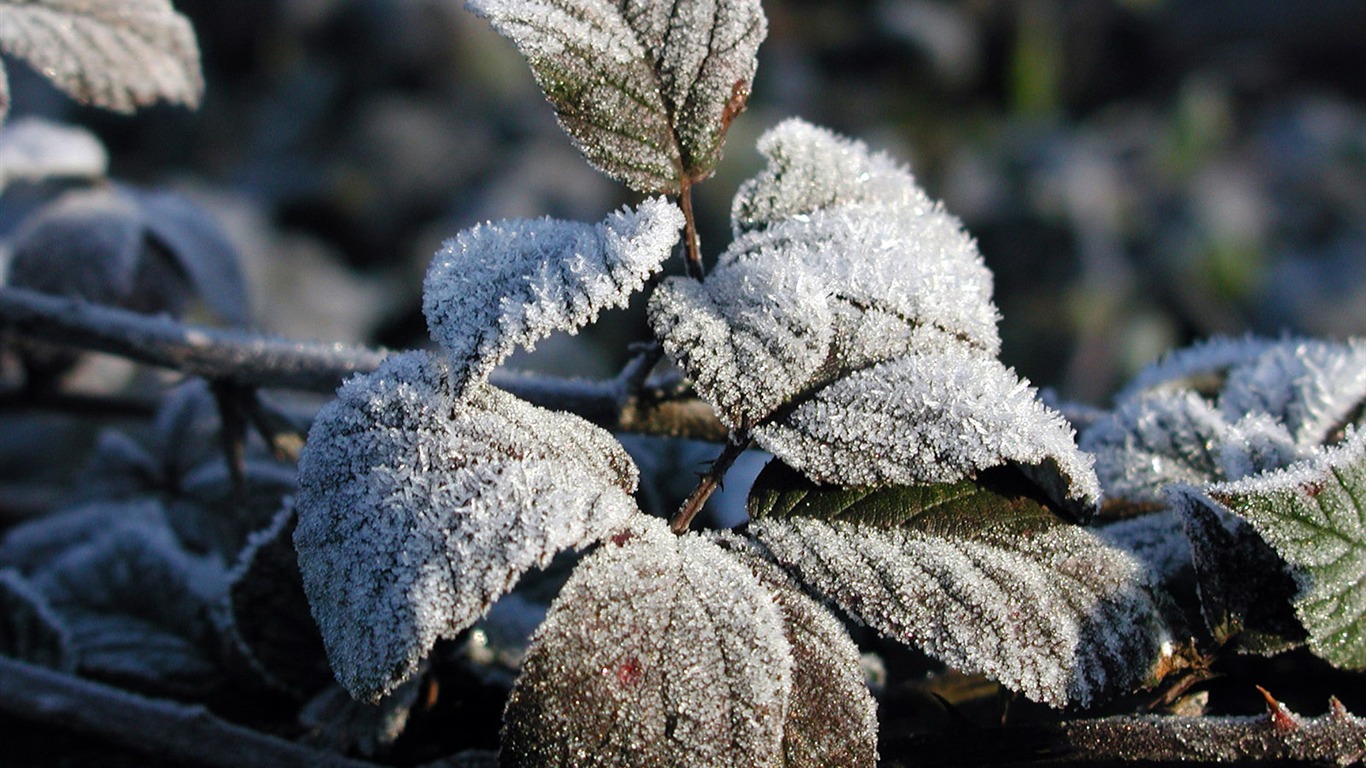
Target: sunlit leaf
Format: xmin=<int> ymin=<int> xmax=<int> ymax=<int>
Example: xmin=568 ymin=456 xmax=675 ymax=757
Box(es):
xmin=502 ymin=515 xmax=792 ymax=768
xmin=294 ymin=351 xmax=639 ymax=702
xmin=1192 ymin=429 xmax=1366 ymax=669
xmin=467 ymin=0 xmax=766 ymax=192
xmin=0 ymin=0 xmax=202 ymax=125
xmin=423 ymin=198 xmax=682 ymax=397
xmin=747 ymin=462 xmax=1171 ymax=708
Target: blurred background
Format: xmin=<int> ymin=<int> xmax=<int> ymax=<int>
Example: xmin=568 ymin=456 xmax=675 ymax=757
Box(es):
xmin=3 ymin=0 xmax=1363 ymax=405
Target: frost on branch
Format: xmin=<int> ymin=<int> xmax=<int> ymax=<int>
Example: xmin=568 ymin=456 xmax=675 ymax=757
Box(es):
xmin=423 ymin=198 xmax=683 ymax=397
xmin=503 ymin=516 xmax=794 ymax=768
xmin=466 ymin=0 xmax=766 ymax=192
xmin=1173 ymin=428 xmax=1366 ymax=670
xmin=294 ymin=351 xmax=638 ymax=702
xmin=649 ymin=120 xmax=1098 ymax=515
xmin=747 ymin=462 xmax=1171 ymax=708
xmin=0 ymin=0 xmax=203 ymax=127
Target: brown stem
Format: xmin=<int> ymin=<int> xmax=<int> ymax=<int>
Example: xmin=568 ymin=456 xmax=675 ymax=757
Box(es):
xmin=669 ymin=434 xmax=752 ymax=534
xmin=678 ymin=179 xmax=704 ymax=281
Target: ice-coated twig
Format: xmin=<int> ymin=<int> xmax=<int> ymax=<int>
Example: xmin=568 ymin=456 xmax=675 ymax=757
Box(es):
xmin=670 ymin=433 xmax=753 ymax=533
xmin=0 ymin=285 xmax=725 ymax=440
xmin=0 ymin=655 xmax=378 ymax=768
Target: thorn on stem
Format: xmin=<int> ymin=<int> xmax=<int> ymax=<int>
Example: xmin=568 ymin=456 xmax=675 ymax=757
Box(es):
xmin=1255 ymin=685 xmax=1300 ymax=732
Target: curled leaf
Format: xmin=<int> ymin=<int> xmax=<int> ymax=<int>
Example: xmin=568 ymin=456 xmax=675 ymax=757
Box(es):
xmin=467 ymin=0 xmax=766 ymax=191
xmin=294 ymin=351 xmax=639 ymax=702
xmin=502 ymin=515 xmax=792 ymax=768
xmin=748 ymin=462 xmax=1171 ymax=708
xmin=423 ymin=198 xmax=683 ymax=397
xmin=0 ymin=0 xmax=203 ymax=125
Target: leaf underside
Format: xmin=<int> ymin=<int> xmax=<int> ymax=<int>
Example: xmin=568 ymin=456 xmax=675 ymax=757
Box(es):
xmin=294 ymin=351 xmax=639 ymax=702
xmin=0 ymin=0 xmax=203 ymax=127
xmin=747 ymin=462 xmax=1170 ymax=708
xmin=467 ymin=0 xmax=766 ymax=192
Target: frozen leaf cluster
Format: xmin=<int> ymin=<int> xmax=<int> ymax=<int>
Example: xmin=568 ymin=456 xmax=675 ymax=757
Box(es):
xmin=294 ymin=351 xmax=639 ymax=702
xmin=650 ymin=120 xmax=1098 ymax=514
xmin=0 ymin=117 xmax=107 ymax=191
xmin=0 ymin=0 xmax=202 ymax=126
xmin=503 ymin=515 xmax=877 ymax=767
xmin=424 ymin=198 xmax=683 ymax=397
xmin=747 ymin=462 xmax=1171 ymax=707
xmin=1174 ymin=428 xmax=1366 ymax=670
xmin=467 ymin=0 xmax=766 ymax=192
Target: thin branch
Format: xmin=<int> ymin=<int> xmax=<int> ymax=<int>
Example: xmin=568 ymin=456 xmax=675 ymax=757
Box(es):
xmin=0 ymin=655 xmax=379 ymax=768
xmin=0 ymin=285 xmax=726 ymax=441
xmin=678 ymin=179 xmax=704 ymax=280
xmin=669 ymin=433 xmax=752 ymax=533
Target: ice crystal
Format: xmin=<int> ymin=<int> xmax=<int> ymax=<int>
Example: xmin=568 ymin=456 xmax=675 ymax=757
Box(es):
xmin=0 ymin=0 xmax=202 ymax=127
xmin=424 ymin=198 xmax=682 ymax=397
xmin=502 ymin=515 xmax=792 ymax=768
xmin=294 ymin=351 xmax=639 ymax=702
xmin=649 ymin=120 xmax=1098 ymax=512
xmin=467 ymin=0 xmax=766 ymax=192
xmin=747 ymin=463 xmax=1171 ymax=708
xmin=1193 ymin=428 xmax=1366 ymax=669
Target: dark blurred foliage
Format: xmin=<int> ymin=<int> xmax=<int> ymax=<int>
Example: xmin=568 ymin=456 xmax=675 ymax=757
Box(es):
xmin=4 ymin=0 xmax=1363 ymax=402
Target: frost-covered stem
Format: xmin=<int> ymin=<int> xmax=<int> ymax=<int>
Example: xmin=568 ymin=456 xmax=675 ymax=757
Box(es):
xmin=0 ymin=655 xmax=379 ymax=768
xmin=0 ymin=285 xmax=727 ymax=440
xmin=670 ymin=433 xmax=752 ymax=533
xmin=678 ymin=179 xmax=704 ymax=280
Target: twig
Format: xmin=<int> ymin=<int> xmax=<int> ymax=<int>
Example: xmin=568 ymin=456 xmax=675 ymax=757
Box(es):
xmin=0 ymin=285 xmax=726 ymax=441
xmin=669 ymin=433 xmax=752 ymax=533
xmin=0 ymin=655 xmax=379 ymax=768
xmin=678 ymin=179 xmax=704 ymax=280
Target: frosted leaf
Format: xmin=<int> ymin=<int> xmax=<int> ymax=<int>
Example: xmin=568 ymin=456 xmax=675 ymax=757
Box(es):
xmin=748 ymin=462 xmax=1171 ymax=708
xmin=732 ymin=118 xmax=937 ymax=233
xmin=752 ymin=327 xmax=1100 ymax=516
xmin=424 ymin=198 xmax=682 ymax=397
xmin=1192 ymin=429 xmax=1366 ymax=669
xmin=1169 ymin=489 xmax=1306 ymax=655
xmin=294 ymin=351 xmax=639 ymax=702
xmin=1097 ymin=511 xmax=1193 ymax=588
xmin=299 ymin=674 xmax=425 ymax=758
xmin=1216 ymin=338 xmax=1366 ymax=447
xmin=31 ymin=518 xmax=227 ymax=694
xmin=0 ymin=117 xmax=107 ymax=190
xmin=502 ymin=515 xmax=792 ymax=768
xmin=467 ymin=0 xmax=766 ymax=192
xmin=1113 ymin=335 xmax=1275 ymax=401
xmin=0 ymin=569 xmax=73 ymax=670
xmin=221 ymin=505 xmax=331 ymax=696
xmin=1081 ymin=391 xmax=1230 ymax=504
xmin=0 ymin=499 xmax=167 ymax=575
xmin=0 ymin=0 xmax=202 ymax=125
xmin=712 ymin=533 xmax=879 ymax=767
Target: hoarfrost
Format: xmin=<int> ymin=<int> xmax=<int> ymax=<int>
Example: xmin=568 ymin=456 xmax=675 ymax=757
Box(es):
xmin=424 ymin=198 xmax=682 ymax=397
xmin=649 ymin=120 xmax=1097 ymax=512
xmin=502 ymin=515 xmax=792 ymax=768
xmin=747 ymin=464 xmax=1170 ymax=708
xmin=294 ymin=351 xmax=639 ymax=702
xmin=467 ymin=0 xmax=766 ymax=192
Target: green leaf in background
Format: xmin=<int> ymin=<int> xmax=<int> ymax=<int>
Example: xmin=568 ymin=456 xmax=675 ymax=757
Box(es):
xmin=467 ymin=0 xmax=766 ymax=193
xmin=747 ymin=462 xmax=1172 ymax=708
xmin=1195 ymin=428 xmax=1366 ymax=670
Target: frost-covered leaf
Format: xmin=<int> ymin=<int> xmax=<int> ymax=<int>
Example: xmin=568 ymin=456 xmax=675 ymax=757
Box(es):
xmin=0 ymin=569 xmax=73 ymax=670
xmin=167 ymin=459 xmax=296 ymax=560
xmin=30 ymin=513 xmax=227 ymax=694
xmin=0 ymin=117 xmax=107 ymax=190
xmin=221 ymin=505 xmax=330 ymax=696
xmin=502 ymin=515 xmax=792 ymax=768
xmin=4 ymin=186 xmax=249 ymax=326
xmin=714 ymin=533 xmax=878 ymax=767
xmin=747 ymin=461 xmax=1171 ymax=708
xmin=0 ymin=0 xmax=202 ymax=126
xmin=1188 ymin=429 xmax=1366 ymax=669
xmin=1170 ymin=490 xmax=1305 ymax=655
xmin=467 ymin=0 xmax=766 ymax=192
xmin=423 ymin=198 xmax=682 ymax=397
xmin=1082 ymin=391 xmax=1231 ymax=505
xmin=649 ymin=121 xmax=1098 ymax=513
xmin=294 ymin=351 xmax=638 ymax=702
xmin=0 ymin=499 xmax=167 ymax=575
xmin=1096 ymin=510 xmax=1193 ymax=590
xmin=299 ymin=673 xmax=425 ymax=758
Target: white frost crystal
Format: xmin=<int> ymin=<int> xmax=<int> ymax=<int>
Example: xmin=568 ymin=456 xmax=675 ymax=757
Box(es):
xmin=424 ymin=198 xmax=683 ymax=396
xmin=294 ymin=351 xmax=639 ymax=702
xmin=650 ymin=119 xmax=1098 ymax=513
xmin=502 ymin=516 xmax=793 ymax=768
